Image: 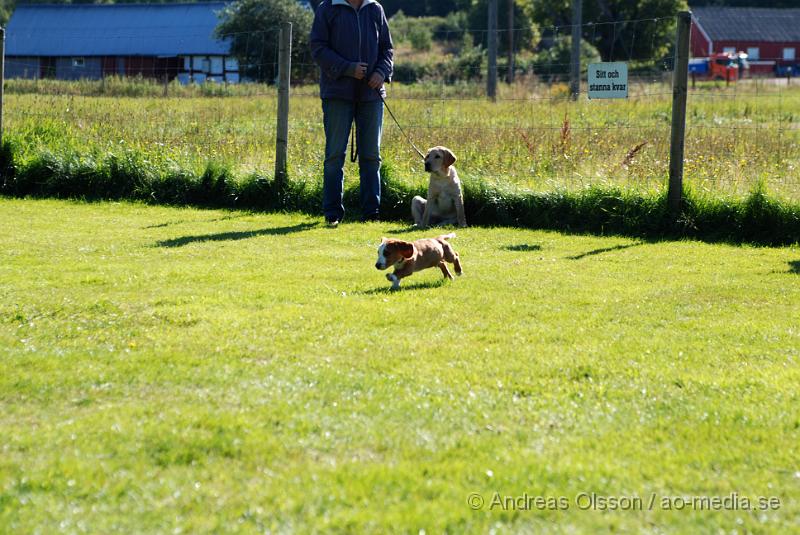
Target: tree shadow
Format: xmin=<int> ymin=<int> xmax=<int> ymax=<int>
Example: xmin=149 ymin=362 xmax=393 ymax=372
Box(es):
xmin=156 ymin=222 xmax=318 ymax=248
xmin=567 ymin=242 xmax=645 ymax=260
xmin=789 ymin=260 xmax=800 ymax=274
xmin=359 ymin=278 xmax=450 ymax=295
xmin=502 ymin=244 xmax=542 ymax=252
xmin=385 ymin=225 xmax=418 ymax=234
xmin=385 ymin=224 xmax=461 ymax=235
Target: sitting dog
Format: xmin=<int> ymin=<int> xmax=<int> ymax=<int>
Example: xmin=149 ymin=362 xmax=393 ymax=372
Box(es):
xmin=412 ymin=146 xmax=467 ymax=228
xmin=375 ymin=233 xmax=463 ymax=290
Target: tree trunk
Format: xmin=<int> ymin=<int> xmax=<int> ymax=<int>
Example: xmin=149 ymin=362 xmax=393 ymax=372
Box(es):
xmin=507 ymin=0 xmax=514 ymax=83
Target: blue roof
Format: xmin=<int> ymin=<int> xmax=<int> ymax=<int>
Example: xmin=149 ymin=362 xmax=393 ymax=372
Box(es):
xmin=6 ymin=3 xmax=232 ymax=57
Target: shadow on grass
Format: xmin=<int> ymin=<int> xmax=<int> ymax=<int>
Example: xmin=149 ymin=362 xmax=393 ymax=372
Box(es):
xmin=503 ymin=244 xmax=542 ymax=252
xmin=385 ymin=225 xmax=419 ymax=234
xmin=359 ymin=278 xmax=450 ymax=294
xmin=789 ymin=260 xmax=800 ymax=274
xmin=384 ymin=225 xmax=461 ymax=235
xmin=156 ymin=222 xmax=318 ymax=248
xmin=567 ymin=242 xmax=645 ymax=260
xmin=144 ymin=214 xmax=247 ymax=229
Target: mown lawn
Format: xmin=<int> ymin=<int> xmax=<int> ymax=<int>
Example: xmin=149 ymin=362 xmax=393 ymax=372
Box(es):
xmin=1 ymin=198 xmax=798 ymax=533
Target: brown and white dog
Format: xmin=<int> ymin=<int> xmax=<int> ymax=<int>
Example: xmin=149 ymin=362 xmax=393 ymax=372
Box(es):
xmin=412 ymin=146 xmax=467 ymax=228
xmin=375 ymin=233 xmax=463 ymax=290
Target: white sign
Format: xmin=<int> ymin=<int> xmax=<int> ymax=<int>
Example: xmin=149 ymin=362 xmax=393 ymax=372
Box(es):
xmin=588 ymin=62 xmax=628 ymax=99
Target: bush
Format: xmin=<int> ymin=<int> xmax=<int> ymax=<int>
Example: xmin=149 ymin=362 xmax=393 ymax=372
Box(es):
xmin=532 ymin=37 xmax=602 ymax=77
xmin=390 ymin=10 xmax=468 ymax=44
xmin=437 ymin=11 xmax=468 ymax=39
xmin=391 ymin=33 xmax=484 ymax=84
xmin=408 ymin=25 xmax=433 ymax=52
xmin=2 ymin=140 xmax=798 ymax=246
xmin=442 ymin=36 xmax=485 ymax=82
xmin=392 ymin=62 xmax=431 ymax=84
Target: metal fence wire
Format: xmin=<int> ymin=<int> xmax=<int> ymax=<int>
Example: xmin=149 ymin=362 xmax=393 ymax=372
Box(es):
xmin=3 ymin=15 xmax=799 ymax=201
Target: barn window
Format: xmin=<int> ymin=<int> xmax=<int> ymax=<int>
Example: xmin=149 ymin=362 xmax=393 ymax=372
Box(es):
xmin=192 ymin=56 xmax=210 ymax=73
xmin=723 ymin=47 xmax=736 ymax=55
xmin=746 ymin=47 xmax=760 ymax=61
xmin=72 ymin=57 xmax=85 ymax=68
xmin=210 ymin=56 xmax=224 ymax=75
xmin=785 ymin=48 xmax=796 ymax=61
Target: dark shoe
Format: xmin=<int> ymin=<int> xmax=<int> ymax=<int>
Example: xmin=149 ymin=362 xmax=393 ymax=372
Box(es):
xmin=325 ymin=217 xmax=340 ymax=228
xmin=361 ymin=214 xmax=380 ymax=223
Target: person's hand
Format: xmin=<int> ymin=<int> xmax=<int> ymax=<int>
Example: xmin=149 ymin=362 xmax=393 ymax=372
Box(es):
xmin=352 ymin=62 xmax=368 ymax=80
xmin=367 ymin=72 xmax=385 ymax=89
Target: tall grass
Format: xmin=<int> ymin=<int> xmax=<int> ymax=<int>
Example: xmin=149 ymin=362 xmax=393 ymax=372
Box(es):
xmin=2 ymin=140 xmax=798 ymax=245
xmin=5 ymin=80 xmax=800 ymax=199
xmin=2 ymin=78 xmax=799 ymax=243
xmin=5 ymin=76 xmax=271 ymax=98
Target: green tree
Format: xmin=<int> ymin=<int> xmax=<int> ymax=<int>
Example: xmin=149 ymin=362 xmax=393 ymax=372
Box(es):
xmin=216 ymin=0 xmax=313 ymax=83
xmin=466 ymin=0 xmax=541 ymax=53
xmin=532 ymin=0 xmax=688 ymax=62
xmin=534 ymin=36 xmax=601 ymax=75
xmin=379 ymin=0 xmax=465 ymax=18
xmin=0 ymin=0 xmax=12 ymax=26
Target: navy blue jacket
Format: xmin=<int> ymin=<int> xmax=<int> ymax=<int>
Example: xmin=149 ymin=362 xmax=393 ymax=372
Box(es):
xmin=309 ymin=0 xmax=394 ymax=102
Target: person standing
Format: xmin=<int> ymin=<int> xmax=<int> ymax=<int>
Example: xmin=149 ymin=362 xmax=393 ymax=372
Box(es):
xmin=310 ymin=0 xmax=394 ymax=226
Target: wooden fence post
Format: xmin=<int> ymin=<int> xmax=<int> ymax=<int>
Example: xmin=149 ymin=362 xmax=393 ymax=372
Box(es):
xmin=668 ymin=11 xmax=691 ymax=219
xmin=275 ymin=22 xmax=292 ymax=187
xmin=487 ymin=0 xmax=498 ymax=101
xmin=0 ymin=27 xmax=5 ymax=146
xmin=569 ymin=0 xmax=582 ymax=100
xmin=506 ymin=0 xmax=515 ymax=84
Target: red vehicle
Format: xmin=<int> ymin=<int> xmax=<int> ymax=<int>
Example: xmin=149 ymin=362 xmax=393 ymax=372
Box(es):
xmin=688 ymin=52 xmax=741 ymax=82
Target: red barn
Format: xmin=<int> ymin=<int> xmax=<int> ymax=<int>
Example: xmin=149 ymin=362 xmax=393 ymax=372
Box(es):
xmin=691 ymin=6 xmax=800 ymax=75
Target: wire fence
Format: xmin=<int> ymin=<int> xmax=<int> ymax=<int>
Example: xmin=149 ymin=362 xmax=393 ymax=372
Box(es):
xmin=4 ymin=15 xmax=800 ymax=200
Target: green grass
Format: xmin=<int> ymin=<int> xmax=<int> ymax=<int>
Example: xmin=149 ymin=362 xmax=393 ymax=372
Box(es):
xmin=1 ymin=198 xmax=799 ymax=533
xmin=3 ymin=144 xmax=799 ymax=245
xmin=5 ymin=79 xmax=800 ymax=200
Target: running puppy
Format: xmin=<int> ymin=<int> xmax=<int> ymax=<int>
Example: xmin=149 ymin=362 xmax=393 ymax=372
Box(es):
xmin=375 ymin=233 xmax=463 ymax=290
xmin=412 ymin=146 xmax=467 ymax=228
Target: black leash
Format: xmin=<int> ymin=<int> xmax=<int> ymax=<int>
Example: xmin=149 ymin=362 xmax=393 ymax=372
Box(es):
xmin=379 ymin=92 xmax=425 ymax=160
xmin=350 ymin=87 xmax=360 ymax=162
xmin=349 ymin=87 xmax=425 ymax=163
xmin=350 ymin=116 xmax=358 ymax=163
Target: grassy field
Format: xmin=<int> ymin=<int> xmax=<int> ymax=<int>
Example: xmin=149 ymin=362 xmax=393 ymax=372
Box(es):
xmin=5 ymin=77 xmax=800 ymax=200
xmin=1 ymin=198 xmax=799 ymax=533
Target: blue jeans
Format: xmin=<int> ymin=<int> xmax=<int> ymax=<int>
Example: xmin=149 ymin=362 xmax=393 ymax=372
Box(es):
xmin=322 ymin=99 xmax=383 ymax=221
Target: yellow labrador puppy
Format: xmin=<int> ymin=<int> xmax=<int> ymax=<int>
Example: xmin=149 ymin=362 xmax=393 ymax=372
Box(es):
xmin=412 ymin=146 xmax=467 ymax=228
